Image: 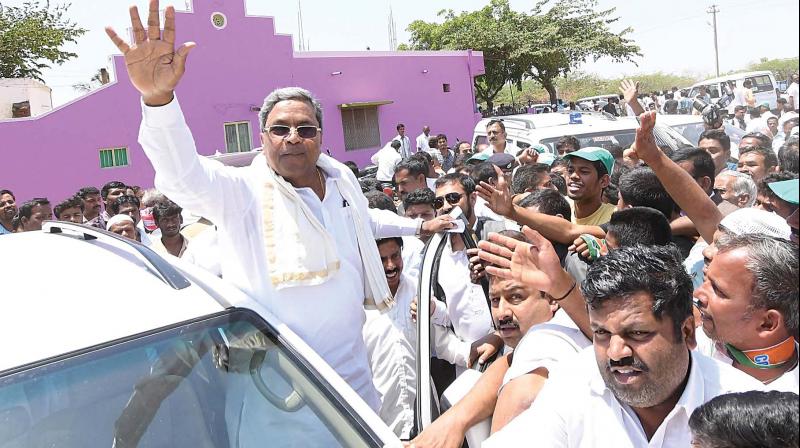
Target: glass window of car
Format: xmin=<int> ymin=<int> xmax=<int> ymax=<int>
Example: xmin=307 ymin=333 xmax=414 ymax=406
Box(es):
xmin=0 ymin=309 xmax=381 ymax=448
xmin=540 ymin=125 xmax=689 ymax=154
xmin=746 ymin=75 xmax=774 ymax=93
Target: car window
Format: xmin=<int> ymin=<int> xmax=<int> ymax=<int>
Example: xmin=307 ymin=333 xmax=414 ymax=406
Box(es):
xmin=474 ymin=135 xmax=488 ymax=148
xmin=540 ymin=130 xmax=636 ymax=152
xmin=669 ymin=122 xmax=705 ymax=146
xmin=747 ymin=75 xmax=774 ymax=93
xmin=0 ymin=309 xmax=379 ymax=448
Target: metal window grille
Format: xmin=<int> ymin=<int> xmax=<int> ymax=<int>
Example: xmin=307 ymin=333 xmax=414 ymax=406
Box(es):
xmin=341 ymin=107 xmax=381 ymax=151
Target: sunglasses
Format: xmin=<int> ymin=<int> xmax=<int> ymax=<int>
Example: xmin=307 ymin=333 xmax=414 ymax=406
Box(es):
xmin=434 ymin=192 xmax=463 ymax=209
xmin=265 ymin=125 xmax=321 ymax=139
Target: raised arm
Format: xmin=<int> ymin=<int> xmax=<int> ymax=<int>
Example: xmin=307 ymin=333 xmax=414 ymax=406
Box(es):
xmin=620 ymin=79 xmax=645 ymax=117
xmin=631 ymin=112 xmax=722 ymax=243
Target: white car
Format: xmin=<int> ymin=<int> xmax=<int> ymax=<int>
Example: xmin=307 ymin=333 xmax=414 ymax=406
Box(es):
xmin=472 ymin=112 xmax=691 ymax=156
xmin=656 ymin=114 xmax=745 ymax=159
xmin=0 ymin=222 xmax=401 ymax=447
xmin=687 ymin=70 xmax=779 ymax=114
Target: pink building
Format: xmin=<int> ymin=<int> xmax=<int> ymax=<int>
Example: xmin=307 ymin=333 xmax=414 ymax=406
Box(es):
xmin=0 ymin=1 xmax=484 ymax=203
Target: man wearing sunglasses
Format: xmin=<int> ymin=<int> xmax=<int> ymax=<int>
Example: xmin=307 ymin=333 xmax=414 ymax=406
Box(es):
xmin=106 ymin=0 xmax=455 ymax=418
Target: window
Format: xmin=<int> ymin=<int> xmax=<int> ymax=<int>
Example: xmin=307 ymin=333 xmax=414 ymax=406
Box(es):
xmin=224 ymin=121 xmax=252 ymax=153
xmin=99 ymin=147 xmax=129 ymax=169
xmin=0 ymin=310 xmax=377 ymax=447
xmin=442 ymin=84 xmax=451 ymax=93
xmin=747 ymin=75 xmax=774 ymax=93
xmin=341 ymin=107 xmax=381 ymax=151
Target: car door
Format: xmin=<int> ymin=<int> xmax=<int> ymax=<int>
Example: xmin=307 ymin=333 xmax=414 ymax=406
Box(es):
xmin=0 ymin=309 xmax=399 ymax=448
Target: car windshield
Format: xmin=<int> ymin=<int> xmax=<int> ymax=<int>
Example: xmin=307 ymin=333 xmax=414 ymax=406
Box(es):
xmin=669 ymin=122 xmax=705 ymax=146
xmin=0 ymin=309 xmax=376 ymax=448
xmin=540 ymin=125 xmax=689 ymax=153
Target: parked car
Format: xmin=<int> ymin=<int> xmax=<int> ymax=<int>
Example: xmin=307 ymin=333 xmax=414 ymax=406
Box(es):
xmin=657 ymin=114 xmax=746 ymax=159
xmin=687 ymin=71 xmax=779 ymax=114
xmin=0 ymin=222 xmax=401 ymax=447
xmin=472 ymin=112 xmax=692 ymax=156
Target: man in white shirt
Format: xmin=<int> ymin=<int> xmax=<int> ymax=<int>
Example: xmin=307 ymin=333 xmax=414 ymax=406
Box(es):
xmin=416 ymin=125 xmax=431 ymax=153
xmin=486 ymin=245 xmax=762 ymax=448
xmin=106 ymin=4 xmax=454 ymax=413
xmin=363 ymin=237 xmax=418 ymax=439
xmin=693 ymin=233 xmax=798 ymax=393
xmin=394 ymin=123 xmax=413 ymax=159
xmin=480 ymin=120 xmax=515 ymax=156
xmin=787 ymin=72 xmax=799 ymax=111
xmin=370 ymin=139 xmax=402 ymax=185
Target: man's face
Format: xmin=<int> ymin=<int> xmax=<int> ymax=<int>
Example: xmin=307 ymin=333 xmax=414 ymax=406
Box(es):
xmin=489 ymin=276 xmax=556 ymax=348
xmin=157 ymin=213 xmax=182 ymax=238
xmin=394 ymin=169 xmax=426 ymax=201
xmin=437 ymin=137 xmax=448 ymax=152
xmin=82 ymin=193 xmax=102 ymax=217
xmin=0 ymin=193 xmax=16 ymax=222
xmin=737 ymin=152 xmax=769 ymax=182
xmin=259 ymin=100 xmax=322 ymax=184
xmin=551 ymin=165 xmax=569 ymax=184
xmin=109 ymin=221 xmax=138 ymax=241
xmin=567 ymin=158 xmax=608 ymax=201
xmin=713 ymin=175 xmax=739 ymax=207
xmin=767 ymin=118 xmax=779 ymax=136
xmin=117 ymin=203 xmax=141 ymax=225
xmin=734 ymin=108 xmax=745 ymax=119
xmin=759 ymin=106 xmax=770 ymax=115
xmin=104 ymin=188 xmax=126 ymax=210
xmin=22 ymin=204 xmax=53 ymax=231
xmin=698 ymin=138 xmax=730 ymax=176
xmin=486 ymin=123 xmax=506 ymax=147
xmin=590 ymin=292 xmax=692 ymax=409
xmin=739 ymin=137 xmax=762 ymax=149
xmin=405 ymin=203 xmax=436 ymax=222
xmin=57 ymin=207 xmax=84 ymax=224
xmin=435 ymin=181 xmax=474 ymax=222
xmin=398 ymin=126 xmax=405 ymax=137
xmin=694 ymin=248 xmax=761 ymax=349
xmin=457 ymin=142 xmax=472 ymax=155
xmin=762 ymin=195 xmax=798 ymax=221
xmin=533 ymin=172 xmax=555 ymax=191
xmin=378 ymin=240 xmax=403 ymax=293
xmin=423 ymin=126 xmax=430 ymax=136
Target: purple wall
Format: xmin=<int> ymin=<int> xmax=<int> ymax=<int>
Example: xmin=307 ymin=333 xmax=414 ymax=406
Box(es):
xmin=0 ymin=0 xmax=483 ymax=203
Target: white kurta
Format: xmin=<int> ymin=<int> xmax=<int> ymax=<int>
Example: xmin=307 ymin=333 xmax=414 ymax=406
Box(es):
xmin=138 ymin=98 xmax=418 ymax=411
xmin=485 ymin=349 xmax=763 ymax=448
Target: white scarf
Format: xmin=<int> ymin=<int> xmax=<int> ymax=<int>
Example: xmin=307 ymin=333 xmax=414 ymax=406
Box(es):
xmin=261 ymin=154 xmax=395 ymax=312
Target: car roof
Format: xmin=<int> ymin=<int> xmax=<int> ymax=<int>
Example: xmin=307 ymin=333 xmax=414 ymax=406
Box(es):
xmin=577 ymin=94 xmax=619 ymax=102
xmin=655 ymin=114 xmax=705 ymax=126
xmin=0 ymin=226 xmax=226 ymax=371
xmin=474 ymin=111 xmax=616 ymax=133
xmin=691 ymin=71 xmax=774 ymax=87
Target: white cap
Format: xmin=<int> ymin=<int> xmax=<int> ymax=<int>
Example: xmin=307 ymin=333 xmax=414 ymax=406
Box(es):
xmin=106 ymin=214 xmax=134 ymax=230
xmin=719 ymin=207 xmax=791 ymax=240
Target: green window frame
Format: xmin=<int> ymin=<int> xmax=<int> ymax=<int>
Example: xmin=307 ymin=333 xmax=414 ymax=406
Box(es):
xmin=99 ymin=147 xmax=129 ymax=169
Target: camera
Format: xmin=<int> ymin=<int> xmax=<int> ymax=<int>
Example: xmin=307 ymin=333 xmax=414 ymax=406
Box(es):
xmin=693 ymin=98 xmax=724 ymax=128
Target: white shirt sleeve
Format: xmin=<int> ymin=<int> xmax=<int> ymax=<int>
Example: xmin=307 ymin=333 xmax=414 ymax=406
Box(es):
xmin=431 ymin=323 xmax=470 ymax=367
xmin=367 ymin=208 xmax=419 ymax=238
xmin=431 ymin=299 xmax=450 ymax=327
xmin=138 ymin=97 xmax=256 ymax=226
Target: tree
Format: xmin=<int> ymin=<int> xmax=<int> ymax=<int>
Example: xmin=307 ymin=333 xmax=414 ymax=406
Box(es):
xmin=0 ymin=1 xmax=86 ymax=81
xmin=73 ymin=67 xmax=111 ymax=93
xmin=522 ymin=0 xmax=641 ymax=104
xmin=745 ymin=57 xmax=798 ymax=82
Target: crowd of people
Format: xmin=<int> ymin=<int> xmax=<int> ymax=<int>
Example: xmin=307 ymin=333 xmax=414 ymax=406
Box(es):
xmin=2 ymin=2 xmax=798 ymax=446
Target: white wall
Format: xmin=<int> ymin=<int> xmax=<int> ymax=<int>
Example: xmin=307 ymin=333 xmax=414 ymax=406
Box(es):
xmin=0 ymin=79 xmax=53 ymax=119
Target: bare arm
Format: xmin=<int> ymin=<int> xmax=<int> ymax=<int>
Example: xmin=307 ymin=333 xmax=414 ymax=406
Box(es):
xmin=509 ymin=204 xmax=606 ymax=245
xmin=631 ymin=112 xmax=722 ymax=243
xmin=670 ymin=215 xmax=700 ymax=237
xmin=491 ymin=368 xmax=548 ymax=432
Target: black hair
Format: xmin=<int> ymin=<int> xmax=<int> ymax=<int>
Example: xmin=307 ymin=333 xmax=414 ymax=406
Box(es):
xmin=376 ymin=236 xmax=404 ymax=250
xmin=471 ymin=161 xmax=499 ymax=186
xmin=359 ymin=178 xmax=382 ymax=194
xmin=605 ymin=144 xmax=624 ymax=160
xmin=740 ymin=145 xmax=779 ymax=171
xmin=517 ymin=188 xmax=571 ymax=221
xmin=778 ymin=138 xmax=799 ymax=174
xmin=699 ymin=129 xmax=731 ymax=153
xmin=670 ymin=147 xmax=716 ymax=181
xmin=511 ymin=164 xmax=550 ymax=195
xmin=54 ymin=196 xmax=84 ymax=218
xmin=434 ymin=173 xmax=476 ymax=195
xmin=364 ymin=190 xmax=397 ymax=213
xmin=582 ymin=244 xmax=692 ymax=342
xmin=556 ymin=135 xmax=580 ymax=152
xmin=549 ymin=173 xmax=567 ymax=195
xmin=403 ymin=188 xmax=435 ymax=211
xmin=716 ymin=234 xmax=799 ymax=339
xmin=618 ymin=167 xmax=676 ymax=219
xmin=607 ymin=207 xmax=672 ymax=247
xmin=390 ymin=140 xmax=402 ymax=150
xmin=101 ymin=181 xmax=127 ymax=199
xmin=436 ymin=133 xmax=448 ymax=142
xmin=343 ymin=161 xmax=360 ymax=178
xmin=550 ymin=157 xmax=569 ymax=170
xmin=689 ymin=391 xmax=799 ymax=448
xmin=18 ymin=197 xmax=50 ymax=220
xmin=110 ymin=195 xmax=140 ymax=215
xmin=603 ymin=183 xmax=620 ymax=205
xmin=741 ymin=131 xmax=773 ymax=149
xmin=395 ymin=156 xmax=428 ymax=179
xmin=396 ymin=123 xmax=405 ymax=131
xmin=486 ymin=119 xmax=505 ymax=132
xmin=152 ymin=200 xmax=183 ymax=223
xmin=757 ymin=171 xmax=798 ymax=198
xmin=0 ymin=189 xmax=14 ymax=200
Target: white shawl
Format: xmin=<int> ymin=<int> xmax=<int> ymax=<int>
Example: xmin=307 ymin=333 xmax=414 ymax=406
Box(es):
xmin=261 ymin=154 xmax=395 ymax=312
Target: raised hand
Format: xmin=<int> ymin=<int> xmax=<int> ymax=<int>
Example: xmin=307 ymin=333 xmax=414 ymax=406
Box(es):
xmin=105 ymin=0 xmax=195 ymax=106
xmin=631 ymin=111 xmax=661 ymax=165
xmin=619 ymin=79 xmax=639 ymax=105
xmin=475 ymin=165 xmax=514 ymax=217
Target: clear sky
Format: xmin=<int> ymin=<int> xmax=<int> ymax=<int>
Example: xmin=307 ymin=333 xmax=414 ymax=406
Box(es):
xmin=6 ymin=0 xmax=798 ymax=105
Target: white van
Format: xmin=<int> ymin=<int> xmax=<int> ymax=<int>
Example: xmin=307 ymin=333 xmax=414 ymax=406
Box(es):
xmin=688 ymin=71 xmax=778 ymax=113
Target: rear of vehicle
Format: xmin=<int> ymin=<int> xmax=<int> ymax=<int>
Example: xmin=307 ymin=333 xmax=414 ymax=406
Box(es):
xmin=688 ymin=71 xmax=778 ymax=114
xmin=0 ymin=223 xmax=400 ymax=448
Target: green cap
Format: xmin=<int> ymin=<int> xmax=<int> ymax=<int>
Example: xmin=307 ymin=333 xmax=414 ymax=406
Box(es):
xmin=467 ymin=152 xmax=490 ymax=164
xmin=532 ymin=143 xmax=548 ymax=154
xmin=563 ymin=147 xmax=615 ymax=175
xmin=760 ymin=101 xmax=770 ymax=108
xmin=768 ymin=179 xmax=799 ymax=205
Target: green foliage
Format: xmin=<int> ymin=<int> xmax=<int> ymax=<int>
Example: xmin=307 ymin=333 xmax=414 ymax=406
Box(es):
xmin=745 ymin=57 xmax=798 ymax=81
xmin=0 ymin=1 xmax=86 ymax=81
xmin=402 ymin=0 xmax=641 ymax=109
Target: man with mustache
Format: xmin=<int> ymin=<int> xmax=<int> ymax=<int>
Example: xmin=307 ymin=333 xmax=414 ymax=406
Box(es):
xmin=150 ymin=200 xmax=189 ymax=258
xmin=77 ymin=186 xmax=105 ymax=229
xmin=485 ymin=245 xmax=761 ymax=447
xmin=0 ymin=189 xmax=17 ymax=235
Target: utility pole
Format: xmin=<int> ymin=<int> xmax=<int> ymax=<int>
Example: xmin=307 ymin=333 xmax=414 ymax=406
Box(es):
xmin=388 ymin=5 xmax=398 ymax=51
xmin=297 ymin=0 xmax=306 ymax=51
xmin=707 ymin=4 xmax=720 ymax=77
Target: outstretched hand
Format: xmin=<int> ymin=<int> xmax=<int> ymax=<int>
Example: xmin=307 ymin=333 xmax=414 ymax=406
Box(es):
xmin=475 ymin=165 xmax=514 ymax=217
xmin=105 ymin=0 xmax=195 ymax=106
xmin=630 ymin=111 xmax=662 ymax=165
